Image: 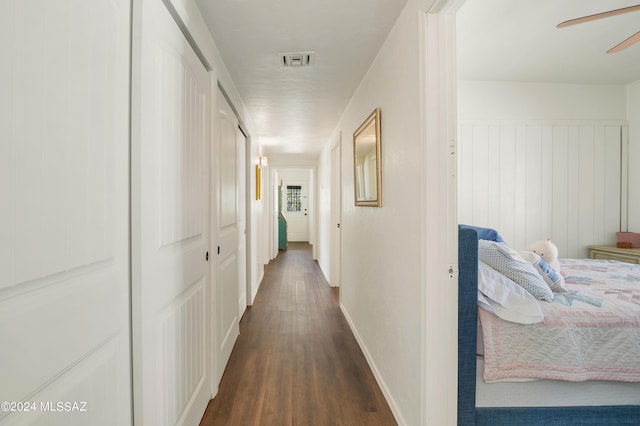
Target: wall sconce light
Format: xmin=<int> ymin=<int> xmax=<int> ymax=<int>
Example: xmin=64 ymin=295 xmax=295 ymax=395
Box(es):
xmin=260 ymin=155 xmax=268 ymax=167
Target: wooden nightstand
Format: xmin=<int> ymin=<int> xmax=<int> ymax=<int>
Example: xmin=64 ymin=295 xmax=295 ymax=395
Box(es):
xmin=588 ymin=245 xmax=640 ymax=264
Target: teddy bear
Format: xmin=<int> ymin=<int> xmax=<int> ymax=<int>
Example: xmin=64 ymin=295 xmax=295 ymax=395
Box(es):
xmin=527 ymin=237 xmax=565 ymax=277
xmin=525 ymin=237 xmax=567 ymax=293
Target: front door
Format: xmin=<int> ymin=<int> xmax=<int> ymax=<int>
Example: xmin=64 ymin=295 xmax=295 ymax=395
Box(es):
xmin=284 ymin=183 xmax=309 ymax=242
xmin=132 ymin=0 xmax=212 ymax=424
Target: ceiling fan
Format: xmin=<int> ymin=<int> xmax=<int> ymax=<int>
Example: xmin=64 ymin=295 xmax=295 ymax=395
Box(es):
xmin=557 ymin=4 xmax=640 ymax=53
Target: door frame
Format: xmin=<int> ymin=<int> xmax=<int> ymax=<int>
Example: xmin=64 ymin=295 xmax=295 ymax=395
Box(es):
xmin=209 ymin=73 xmax=220 ymax=396
xmin=210 ymin=82 xmax=251 ymax=390
xmin=243 ymin=130 xmax=252 ymax=310
xmin=282 ymin=180 xmax=309 ymax=242
xmin=421 ymin=0 xmax=464 ymax=424
xmin=270 ymin=164 xmax=317 ymax=258
xmin=237 ymin=126 xmax=247 ymax=319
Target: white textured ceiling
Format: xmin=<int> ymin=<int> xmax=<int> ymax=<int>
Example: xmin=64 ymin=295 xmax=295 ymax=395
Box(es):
xmin=196 ymin=0 xmax=408 ymax=156
xmin=457 ymin=0 xmax=640 ymax=85
xmin=197 ymin=0 xmax=640 ymax=158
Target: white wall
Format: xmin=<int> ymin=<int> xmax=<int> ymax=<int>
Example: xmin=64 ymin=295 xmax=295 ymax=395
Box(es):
xmin=458 ymin=80 xmax=628 ymax=256
xmin=326 ymin=1 xmax=435 ymax=424
xmin=458 ymin=80 xmax=626 ymax=122
xmin=248 ymin=142 xmax=268 ymax=305
xmin=258 ymin=163 xmax=270 ymax=288
xmin=459 ymin=122 xmax=623 ymax=258
xmin=626 ymin=80 xmax=640 ymax=233
xmin=270 ymin=168 xmax=280 ymax=259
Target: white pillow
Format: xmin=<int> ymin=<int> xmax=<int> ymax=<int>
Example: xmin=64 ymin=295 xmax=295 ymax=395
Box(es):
xmin=478 ymin=240 xmax=555 ymax=302
xmin=478 ymin=261 xmax=544 ymax=324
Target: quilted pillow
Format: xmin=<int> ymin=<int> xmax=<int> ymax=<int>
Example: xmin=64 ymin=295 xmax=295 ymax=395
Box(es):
xmin=478 ymin=240 xmax=554 ymax=301
xmin=478 ymin=261 xmax=544 ymax=324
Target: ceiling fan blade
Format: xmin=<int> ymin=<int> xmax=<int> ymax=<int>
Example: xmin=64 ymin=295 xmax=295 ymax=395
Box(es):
xmin=607 ymin=30 xmax=640 ymax=53
xmin=557 ymin=4 xmax=640 ymax=28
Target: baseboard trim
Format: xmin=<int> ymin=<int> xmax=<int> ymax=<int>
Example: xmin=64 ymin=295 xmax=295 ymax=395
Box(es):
xmin=249 ymin=267 xmax=265 ymax=306
xmin=339 ymin=303 xmax=407 ymax=426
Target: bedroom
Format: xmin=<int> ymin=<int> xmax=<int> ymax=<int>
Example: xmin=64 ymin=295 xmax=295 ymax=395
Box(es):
xmin=455 ymin=0 xmax=640 ymax=423
xmin=457 ymin=0 xmax=640 ymax=253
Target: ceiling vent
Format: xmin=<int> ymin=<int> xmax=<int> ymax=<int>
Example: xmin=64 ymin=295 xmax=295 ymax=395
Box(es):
xmin=280 ymin=52 xmax=315 ymax=68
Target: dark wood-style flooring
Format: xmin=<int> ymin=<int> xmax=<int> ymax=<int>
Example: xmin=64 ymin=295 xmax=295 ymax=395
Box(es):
xmin=200 ymin=242 xmax=397 ymax=426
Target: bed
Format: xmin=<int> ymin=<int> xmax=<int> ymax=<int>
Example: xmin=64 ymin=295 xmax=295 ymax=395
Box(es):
xmin=457 ymin=225 xmax=640 ymax=425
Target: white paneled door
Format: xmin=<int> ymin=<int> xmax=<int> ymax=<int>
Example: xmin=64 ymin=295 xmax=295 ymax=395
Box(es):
xmin=0 ymin=0 xmax=131 ymax=425
xmin=215 ymin=89 xmax=244 ymax=384
xmin=132 ymin=0 xmax=212 ymax=424
xmin=331 ymin=139 xmax=342 ymax=287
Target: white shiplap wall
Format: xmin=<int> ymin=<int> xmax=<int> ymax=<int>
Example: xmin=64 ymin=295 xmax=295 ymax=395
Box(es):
xmin=458 ymin=122 xmax=622 ymax=258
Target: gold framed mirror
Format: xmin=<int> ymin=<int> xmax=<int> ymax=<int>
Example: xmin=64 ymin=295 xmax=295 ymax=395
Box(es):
xmin=353 ymin=108 xmax=381 ymax=206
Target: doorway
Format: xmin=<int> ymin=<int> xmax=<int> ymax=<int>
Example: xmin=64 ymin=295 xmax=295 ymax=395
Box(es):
xmin=277 ymin=168 xmax=314 ymax=244
xmin=284 ymin=183 xmax=309 ymax=242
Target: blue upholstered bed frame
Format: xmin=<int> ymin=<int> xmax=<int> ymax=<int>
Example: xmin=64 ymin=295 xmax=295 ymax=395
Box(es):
xmin=457 ymin=226 xmax=640 ymax=425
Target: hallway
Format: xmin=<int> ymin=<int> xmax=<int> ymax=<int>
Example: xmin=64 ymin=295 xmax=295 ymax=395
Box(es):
xmin=200 ymin=243 xmax=397 ymax=425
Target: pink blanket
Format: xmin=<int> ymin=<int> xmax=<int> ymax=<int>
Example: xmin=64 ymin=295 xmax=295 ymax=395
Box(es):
xmin=480 ymin=258 xmax=640 ymax=382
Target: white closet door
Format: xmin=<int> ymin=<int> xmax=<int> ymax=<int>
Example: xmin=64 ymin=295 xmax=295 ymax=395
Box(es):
xmin=331 ymin=139 xmax=342 ymax=287
xmin=132 ymin=0 xmax=212 ymax=424
xmin=215 ymin=89 xmax=242 ymax=385
xmin=0 ymin=0 xmax=131 ymax=424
